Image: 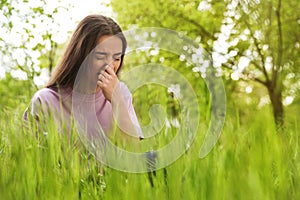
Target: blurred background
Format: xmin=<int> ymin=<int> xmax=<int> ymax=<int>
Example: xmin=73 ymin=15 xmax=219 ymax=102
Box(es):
xmin=1 ymin=0 xmax=299 ymax=128
xmin=1 ymin=0 xmax=300 ymax=199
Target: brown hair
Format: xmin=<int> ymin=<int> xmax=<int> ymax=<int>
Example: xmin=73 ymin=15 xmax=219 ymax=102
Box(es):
xmin=46 ymin=15 xmax=127 ymax=89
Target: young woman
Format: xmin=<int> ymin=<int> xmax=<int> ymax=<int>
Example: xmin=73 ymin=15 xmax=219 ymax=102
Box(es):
xmin=23 ymin=15 xmax=143 ymax=143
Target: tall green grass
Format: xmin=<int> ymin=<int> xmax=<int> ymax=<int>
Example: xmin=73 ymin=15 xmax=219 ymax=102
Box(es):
xmin=0 ymin=104 xmax=299 ymax=199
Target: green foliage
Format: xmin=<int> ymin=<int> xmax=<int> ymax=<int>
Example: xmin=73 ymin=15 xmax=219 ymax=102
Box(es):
xmin=0 ymin=99 xmax=300 ymax=199
xmin=0 ymin=73 xmax=35 ymax=111
xmin=1 ymin=0 xmax=300 ymax=199
xmin=0 ymin=0 xmax=67 ymax=88
xmin=111 ymin=0 xmax=225 ymax=46
xmin=111 ymin=0 xmax=300 ymax=127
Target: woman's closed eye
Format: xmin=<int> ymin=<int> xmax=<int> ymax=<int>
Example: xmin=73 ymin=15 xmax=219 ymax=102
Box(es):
xmin=113 ymin=56 xmax=121 ymax=61
xmin=96 ymin=56 xmax=106 ymax=60
xmin=95 ymin=54 xmax=121 ymax=61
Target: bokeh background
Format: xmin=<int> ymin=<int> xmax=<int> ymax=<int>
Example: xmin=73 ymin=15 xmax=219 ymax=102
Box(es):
xmin=0 ymin=0 xmax=299 ymax=199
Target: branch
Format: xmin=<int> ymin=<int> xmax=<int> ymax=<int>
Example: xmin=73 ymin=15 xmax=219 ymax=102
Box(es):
xmin=250 ymin=60 xmax=264 ymax=71
xmin=221 ymin=62 xmax=234 ymax=70
xmin=221 ymin=60 xmax=268 ymax=86
xmin=244 ymin=21 xmax=270 ymax=83
xmin=253 ymin=77 xmax=268 ymax=86
xmin=242 ymin=69 xmax=268 ymax=86
xmin=48 ymin=39 xmax=57 ymax=74
xmin=170 ymin=11 xmax=216 ymax=40
xmin=273 ymin=0 xmax=283 ymax=87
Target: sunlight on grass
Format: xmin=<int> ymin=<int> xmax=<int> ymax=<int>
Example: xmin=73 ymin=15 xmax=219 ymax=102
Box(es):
xmin=1 ymin=103 xmax=299 ymax=199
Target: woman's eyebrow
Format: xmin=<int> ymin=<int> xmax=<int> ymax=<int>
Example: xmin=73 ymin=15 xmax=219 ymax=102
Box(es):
xmin=113 ymin=52 xmax=122 ymax=56
xmin=95 ymin=51 xmax=107 ymax=55
xmin=95 ymin=51 xmax=122 ymax=56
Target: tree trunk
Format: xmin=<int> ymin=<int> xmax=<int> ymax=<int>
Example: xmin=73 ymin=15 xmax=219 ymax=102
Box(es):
xmin=267 ymin=85 xmax=284 ymax=129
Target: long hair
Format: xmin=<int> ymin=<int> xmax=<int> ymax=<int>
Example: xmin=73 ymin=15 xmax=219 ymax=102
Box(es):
xmin=46 ymin=15 xmax=127 ymax=89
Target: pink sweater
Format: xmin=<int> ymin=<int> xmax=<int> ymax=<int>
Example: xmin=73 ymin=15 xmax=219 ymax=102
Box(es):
xmin=23 ymin=82 xmax=143 ymax=140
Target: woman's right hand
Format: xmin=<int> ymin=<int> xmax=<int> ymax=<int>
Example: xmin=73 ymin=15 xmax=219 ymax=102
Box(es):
xmin=97 ymin=65 xmax=120 ymax=102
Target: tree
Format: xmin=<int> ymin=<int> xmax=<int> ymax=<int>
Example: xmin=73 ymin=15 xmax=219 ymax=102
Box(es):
xmin=111 ymin=0 xmax=227 ymax=121
xmin=223 ymin=0 xmax=300 ymax=128
xmin=110 ymin=0 xmax=300 ymax=128
xmin=0 ymin=0 xmax=69 ymax=94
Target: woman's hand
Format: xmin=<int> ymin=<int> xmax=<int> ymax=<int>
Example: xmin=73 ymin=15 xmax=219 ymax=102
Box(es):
xmin=97 ymin=65 xmax=120 ymax=102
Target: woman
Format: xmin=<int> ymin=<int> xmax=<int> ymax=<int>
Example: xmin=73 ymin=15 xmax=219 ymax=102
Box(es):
xmin=23 ymin=15 xmax=143 ymax=144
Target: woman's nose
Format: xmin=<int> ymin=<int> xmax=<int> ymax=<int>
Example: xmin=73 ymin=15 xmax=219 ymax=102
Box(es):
xmin=104 ymin=56 xmax=114 ymax=65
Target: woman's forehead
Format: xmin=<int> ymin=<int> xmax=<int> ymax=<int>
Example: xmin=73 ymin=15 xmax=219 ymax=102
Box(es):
xmin=95 ymin=35 xmax=123 ymax=53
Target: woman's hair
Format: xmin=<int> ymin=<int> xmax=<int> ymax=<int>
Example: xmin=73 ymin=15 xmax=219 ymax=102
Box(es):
xmin=46 ymin=14 xmax=127 ymax=89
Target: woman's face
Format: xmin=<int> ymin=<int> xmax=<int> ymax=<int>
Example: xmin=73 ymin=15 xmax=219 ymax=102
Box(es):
xmin=83 ymin=34 xmax=123 ymax=93
xmin=92 ymin=35 xmax=123 ymax=75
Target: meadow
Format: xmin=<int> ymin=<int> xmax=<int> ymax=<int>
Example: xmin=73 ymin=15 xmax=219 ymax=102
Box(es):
xmin=0 ymin=85 xmax=299 ymax=200
xmin=1 ymin=0 xmax=299 ymax=199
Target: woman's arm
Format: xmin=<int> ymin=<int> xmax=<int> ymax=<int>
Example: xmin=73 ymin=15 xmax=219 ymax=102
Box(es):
xmin=97 ymin=66 xmax=143 ymax=139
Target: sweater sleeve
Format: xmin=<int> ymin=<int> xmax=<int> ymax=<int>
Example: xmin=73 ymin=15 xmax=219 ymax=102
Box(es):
xmin=23 ymin=88 xmax=58 ymax=129
xmin=119 ymin=82 xmax=144 ymax=139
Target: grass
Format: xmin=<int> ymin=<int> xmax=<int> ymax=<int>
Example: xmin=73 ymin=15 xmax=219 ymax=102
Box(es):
xmin=0 ymin=99 xmax=299 ymax=200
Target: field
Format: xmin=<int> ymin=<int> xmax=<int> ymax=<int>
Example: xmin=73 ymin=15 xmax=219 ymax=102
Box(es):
xmin=1 ymin=0 xmax=300 ymax=199
xmin=0 ymin=93 xmax=299 ymax=200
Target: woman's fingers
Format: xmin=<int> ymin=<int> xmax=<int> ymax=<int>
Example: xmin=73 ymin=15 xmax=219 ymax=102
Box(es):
xmin=96 ymin=65 xmax=119 ymax=102
xmin=98 ymin=65 xmax=115 ymax=80
xmin=98 ymin=72 xmax=110 ymax=83
xmin=97 ymin=80 xmax=106 ymax=89
xmin=104 ymin=65 xmax=116 ymax=76
xmin=97 ymin=65 xmax=119 ymax=90
xmin=101 ymin=71 xmax=112 ymax=80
